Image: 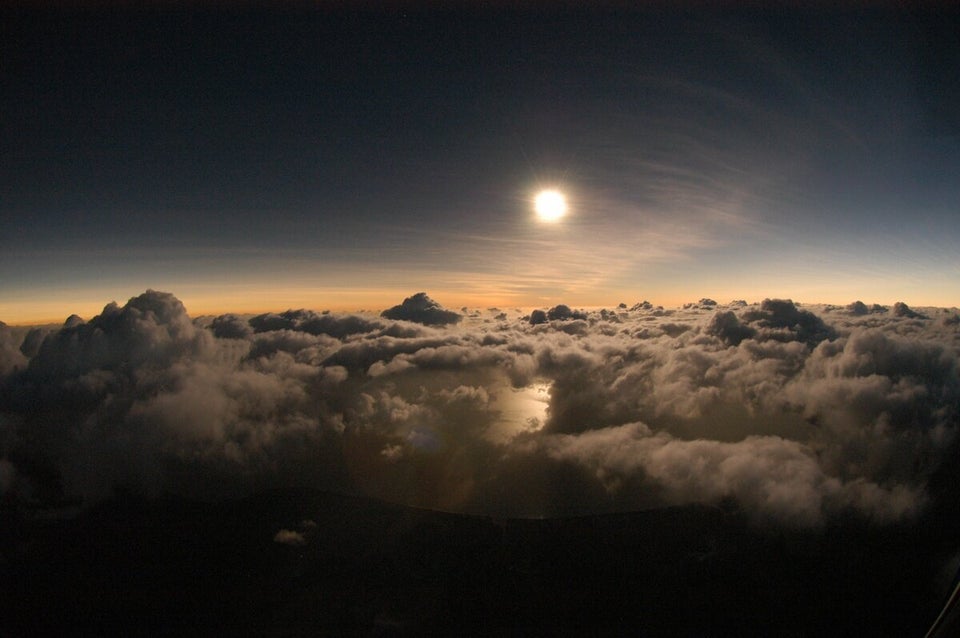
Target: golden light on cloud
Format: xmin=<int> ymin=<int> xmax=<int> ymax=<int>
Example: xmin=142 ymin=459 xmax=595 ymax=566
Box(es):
xmin=533 ymin=189 xmax=568 ymax=222
xmin=486 ymin=382 xmax=551 ymax=443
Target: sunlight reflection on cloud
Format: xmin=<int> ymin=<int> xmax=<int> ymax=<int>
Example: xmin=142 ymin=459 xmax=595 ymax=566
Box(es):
xmin=486 ymin=382 xmax=550 ymax=443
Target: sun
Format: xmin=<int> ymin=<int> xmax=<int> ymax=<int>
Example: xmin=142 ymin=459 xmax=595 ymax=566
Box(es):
xmin=534 ymin=189 xmax=568 ymax=222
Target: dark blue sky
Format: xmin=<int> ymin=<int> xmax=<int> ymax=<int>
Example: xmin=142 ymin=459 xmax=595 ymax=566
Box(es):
xmin=2 ymin=3 xmax=958 ymax=321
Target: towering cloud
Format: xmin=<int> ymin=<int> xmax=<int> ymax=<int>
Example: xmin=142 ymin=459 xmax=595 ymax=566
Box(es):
xmin=380 ymin=293 xmax=461 ymax=326
xmin=0 ymin=322 xmax=27 ymax=376
xmin=0 ymin=291 xmax=957 ymax=528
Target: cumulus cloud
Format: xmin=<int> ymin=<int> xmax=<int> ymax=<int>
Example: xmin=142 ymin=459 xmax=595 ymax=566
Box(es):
xmin=546 ymin=305 xmax=587 ymax=321
xmin=1 ymin=290 xmax=957 ymax=529
xmin=525 ymin=423 xmax=922 ymax=527
xmin=846 ymin=300 xmax=868 ymax=316
xmin=683 ymin=298 xmax=717 ymax=309
xmin=272 ymin=518 xmax=319 ymax=547
xmin=249 ymin=309 xmax=384 ymax=338
xmin=0 ymin=322 xmax=28 ymax=376
xmin=845 ymin=301 xmax=888 ymax=316
xmin=210 ymin=314 xmax=252 ymax=339
xmin=273 ymin=529 xmax=306 ymax=546
xmin=705 ymin=310 xmax=755 ymax=346
xmin=529 ymin=309 xmax=548 ymax=325
xmin=380 ymin=293 xmax=461 ymax=326
xmin=739 ymin=298 xmax=835 ymax=345
xmin=893 ymin=301 xmax=927 ymax=319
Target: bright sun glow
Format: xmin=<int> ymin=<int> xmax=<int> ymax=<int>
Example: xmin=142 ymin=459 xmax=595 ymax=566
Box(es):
xmin=534 ymin=189 xmax=568 ymax=222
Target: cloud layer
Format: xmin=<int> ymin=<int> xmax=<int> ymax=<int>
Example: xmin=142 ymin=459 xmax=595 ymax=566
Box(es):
xmin=1 ymin=290 xmax=957 ymax=527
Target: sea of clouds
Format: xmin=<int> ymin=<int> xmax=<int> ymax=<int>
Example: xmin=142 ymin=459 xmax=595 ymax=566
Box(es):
xmin=1 ymin=290 xmax=957 ymax=528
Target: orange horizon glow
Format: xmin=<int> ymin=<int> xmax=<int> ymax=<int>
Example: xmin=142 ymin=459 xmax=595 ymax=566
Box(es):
xmin=2 ymin=281 xmax=957 ymax=327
